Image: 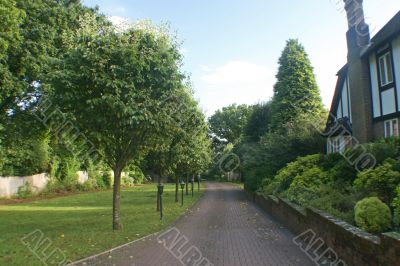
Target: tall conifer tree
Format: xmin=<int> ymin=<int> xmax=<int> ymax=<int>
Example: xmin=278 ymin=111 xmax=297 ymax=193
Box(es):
xmin=271 ymin=39 xmax=323 ymax=129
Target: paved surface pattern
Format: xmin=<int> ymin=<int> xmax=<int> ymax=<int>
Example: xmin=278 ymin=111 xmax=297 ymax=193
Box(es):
xmin=73 ymin=182 xmax=314 ymax=266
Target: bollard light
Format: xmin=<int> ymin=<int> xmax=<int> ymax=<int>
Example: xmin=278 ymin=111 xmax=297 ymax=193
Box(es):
xmin=180 ymin=180 xmax=185 ymax=206
xmin=157 ymin=183 xmax=164 ymax=220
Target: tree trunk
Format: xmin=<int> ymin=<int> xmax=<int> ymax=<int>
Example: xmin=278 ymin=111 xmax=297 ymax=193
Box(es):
xmin=175 ymin=176 xmax=179 ymax=203
xmin=156 ymin=169 xmax=161 ymax=211
xmin=185 ymin=175 xmax=189 ymax=195
xmin=113 ymin=168 xmax=123 ymax=231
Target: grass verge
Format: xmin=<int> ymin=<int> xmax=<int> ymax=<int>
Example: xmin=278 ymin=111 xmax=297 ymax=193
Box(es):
xmin=0 ymin=183 xmax=204 ymax=265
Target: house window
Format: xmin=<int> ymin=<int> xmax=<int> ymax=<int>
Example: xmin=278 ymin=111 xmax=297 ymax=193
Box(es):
xmin=384 ymin=119 xmax=399 ymax=138
xmin=327 ymin=136 xmax=351 ymax=154
xmin=378 ymin=52 xmax=394 ymax=86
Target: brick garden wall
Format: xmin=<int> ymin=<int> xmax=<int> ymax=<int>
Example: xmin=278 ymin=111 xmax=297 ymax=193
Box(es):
xmin=247 ymin=191 xmax=400 ymax=266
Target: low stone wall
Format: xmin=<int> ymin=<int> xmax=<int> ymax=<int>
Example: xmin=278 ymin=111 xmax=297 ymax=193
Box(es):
xmin=248 ymin=191 xmax=400 ymax=266
xmin=0 ymin=173 xmax=49 ymax=198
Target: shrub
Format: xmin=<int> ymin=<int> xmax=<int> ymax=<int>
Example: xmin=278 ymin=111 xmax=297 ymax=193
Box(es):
xmin=122 ymin=174 xmax=134 ymax=186
xmin=363 ymin=142 xmax=397 ymax=164
xmin=324 ymin=155 xmax=357 ymax=186
xmin=392 ymin=187 xmax=400 ymax=228
xmin=0 ymin=132 xmax=50 ymax=176
xmin=87 ymin=161 xmax=106 ymax=189
xmin=128 ymin=165 xmax=145 ymax=184
xmin=102 ymin=171 xmax=113 ymax=188
xmin=281 ymin=166 xmax=327 ymax=205
xmin=309 ymin=185 xmax=358 ymax=223
xmin=45 ymin=179 xmax=68 ymax=194
xmin=17 ymin=182 xmax=33 ymax=199
xmin=76 ymin=179 xmax=97 ymax=191
xmin=263 ymin=154 xmax=323 ymax=195
xmin=355 ymin=197 xmax=392 ymax=233
xmin=355 ymin=159 xmax=400 ymax=205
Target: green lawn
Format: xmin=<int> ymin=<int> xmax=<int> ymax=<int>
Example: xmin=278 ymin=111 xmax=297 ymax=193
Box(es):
xmin=0 ymin=183 xmax=204 ymax=266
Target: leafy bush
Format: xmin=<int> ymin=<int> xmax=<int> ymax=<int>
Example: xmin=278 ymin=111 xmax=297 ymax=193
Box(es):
xmin=355 ymin=159 xmax=400 ymax=205
xmin=45 ymin=179 xmax=70 ymax=194
xmin=263 ymin=154 xmax=323 ymax=195
xmin=392 ymin=187 xmax=400 ymax=228
xmin=323 ymin=154 xmax=357 ymax=186
xmin=355 ymin=197 xmax=392 ymax=233
xmin=0 ymin=131 xmax=50 ymax=176
xmin=364 ymin=142 xmax=397 ymax=165
xmin=102 ymin=171 xmax=113 ymax=188
xmin=122 ymin=175 xmax=134 ymax=186
xmin=308 ymin=185 xmax=358 ymax=223
xmin=16 ymin=182 xmax=33 ymax=199
xmin=76 ymin=179 xmax=98 ymax=191
xmin=87 ymin=161 xmax=107 ymax=189
xmin=237 ymin=142 xmax=270 ymax=191
xmin=281 ymin=166 xmax=327 ymax=205
xmin=128 ymin=166 xmax=146 ymax=184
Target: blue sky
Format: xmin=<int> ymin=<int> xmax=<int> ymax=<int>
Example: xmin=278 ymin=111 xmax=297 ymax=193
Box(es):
xmin=82 ymin=0 xmax=400 ymax=116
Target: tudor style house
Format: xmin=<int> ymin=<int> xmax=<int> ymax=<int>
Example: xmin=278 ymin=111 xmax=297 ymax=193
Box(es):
xmin=326 ymin=0 xmax=400 ymax=153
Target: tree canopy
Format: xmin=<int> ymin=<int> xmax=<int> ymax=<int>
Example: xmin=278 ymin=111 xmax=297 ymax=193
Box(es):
xmin=271 ymin=39 xmax=324 ymax=129
xmin=208 ymin=104 xmax=252 ymax=145
xmin=50 ymin=20 xmax=187 ymax=229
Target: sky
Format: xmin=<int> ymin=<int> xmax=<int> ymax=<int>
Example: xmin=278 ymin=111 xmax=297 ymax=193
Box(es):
xmin=82 ymin=0 xmax=400 ymax=116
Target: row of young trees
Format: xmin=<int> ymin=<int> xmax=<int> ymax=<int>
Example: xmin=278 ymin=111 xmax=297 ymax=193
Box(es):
xmin=207 ymin=39 xmax=327 ymax=189
xmin=0 ymin=0 xmax=211 ymax=230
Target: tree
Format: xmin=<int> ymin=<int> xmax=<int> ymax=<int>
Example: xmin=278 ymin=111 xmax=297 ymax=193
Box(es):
xmin=271 ymin=39 xmax=323 ymax=129
xmin=0 ymin=0 xmax=24 ymax=118
xmin=243 ymin=102 xmax=272 ymax=142
xmin=153 ymin=87 xmax=211 ymax=202
xmin=1 ymin=0 xmax=99 ymax=117
xmin=208 ymin=104 xmax=252 ymax=145
xmin=50 ymin=22 xmax=184 ymax=230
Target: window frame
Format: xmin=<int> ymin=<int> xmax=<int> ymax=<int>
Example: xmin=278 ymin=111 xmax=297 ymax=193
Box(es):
xmin=384 ymin=118 xmax=399 ymax=138
xmin=378 ymin=51 xmax=394 ymax=87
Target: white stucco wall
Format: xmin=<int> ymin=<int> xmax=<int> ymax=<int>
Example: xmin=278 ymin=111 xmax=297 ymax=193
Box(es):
xmin=0 ymin=171 xmax=131 ymax=198
xmin=0 ymin=173 xmax=49 ymax=198
xmin=76 ymin=171 xmax=89 ymax=184
xmin=369 ymin=53 xmax=381 ymax=118
xmin=392 ymin=36 xmax=400 ymax=112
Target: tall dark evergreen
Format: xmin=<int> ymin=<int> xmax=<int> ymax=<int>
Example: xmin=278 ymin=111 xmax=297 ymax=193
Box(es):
xmin=271 ymin=39 xmax=323 ymax=129
xmin=244 ymin=102 xmax=271 ymax=142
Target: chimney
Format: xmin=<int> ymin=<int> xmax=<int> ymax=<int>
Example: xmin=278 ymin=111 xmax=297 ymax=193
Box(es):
xmin=342 ymin=0 xmax=373 ymax=144
xmin=343 ymin=0 xmax=370 ymax=59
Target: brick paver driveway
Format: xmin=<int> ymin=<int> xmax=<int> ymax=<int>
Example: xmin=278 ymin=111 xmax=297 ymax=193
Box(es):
xmin=72 ymin=182 xmax=314 ymax=266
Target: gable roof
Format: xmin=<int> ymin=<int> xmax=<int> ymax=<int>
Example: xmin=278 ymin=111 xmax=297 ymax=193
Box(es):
xmin=362 ymin=11 xmax=400 ymax=56
xmin=328 ymin=64 xmax=348 ymax=119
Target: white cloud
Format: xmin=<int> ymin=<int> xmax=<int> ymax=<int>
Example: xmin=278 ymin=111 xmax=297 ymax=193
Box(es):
xmin=108 ymin=15 xmax=130 ymax=25
xmin=197 ymin=61 xmax=275 ymax=116
xmin=107 ymin=16 xmax=133 ymax=32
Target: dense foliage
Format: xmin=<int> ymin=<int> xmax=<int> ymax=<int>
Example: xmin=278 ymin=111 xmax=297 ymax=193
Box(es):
xmin=206 ymin=40 xmax=325 ymax=189
xmin=270 ymin=39 xmax=324 ymax=130
xmin=261 ymin=139 xmax=400 ymax=231
xmin=208 ymin=104 xmax=252 ymax=145
xmin=0 ymin=1 xmax=211 ymax=231
xmin=355 ymin=197 xmax=392 ymax=233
